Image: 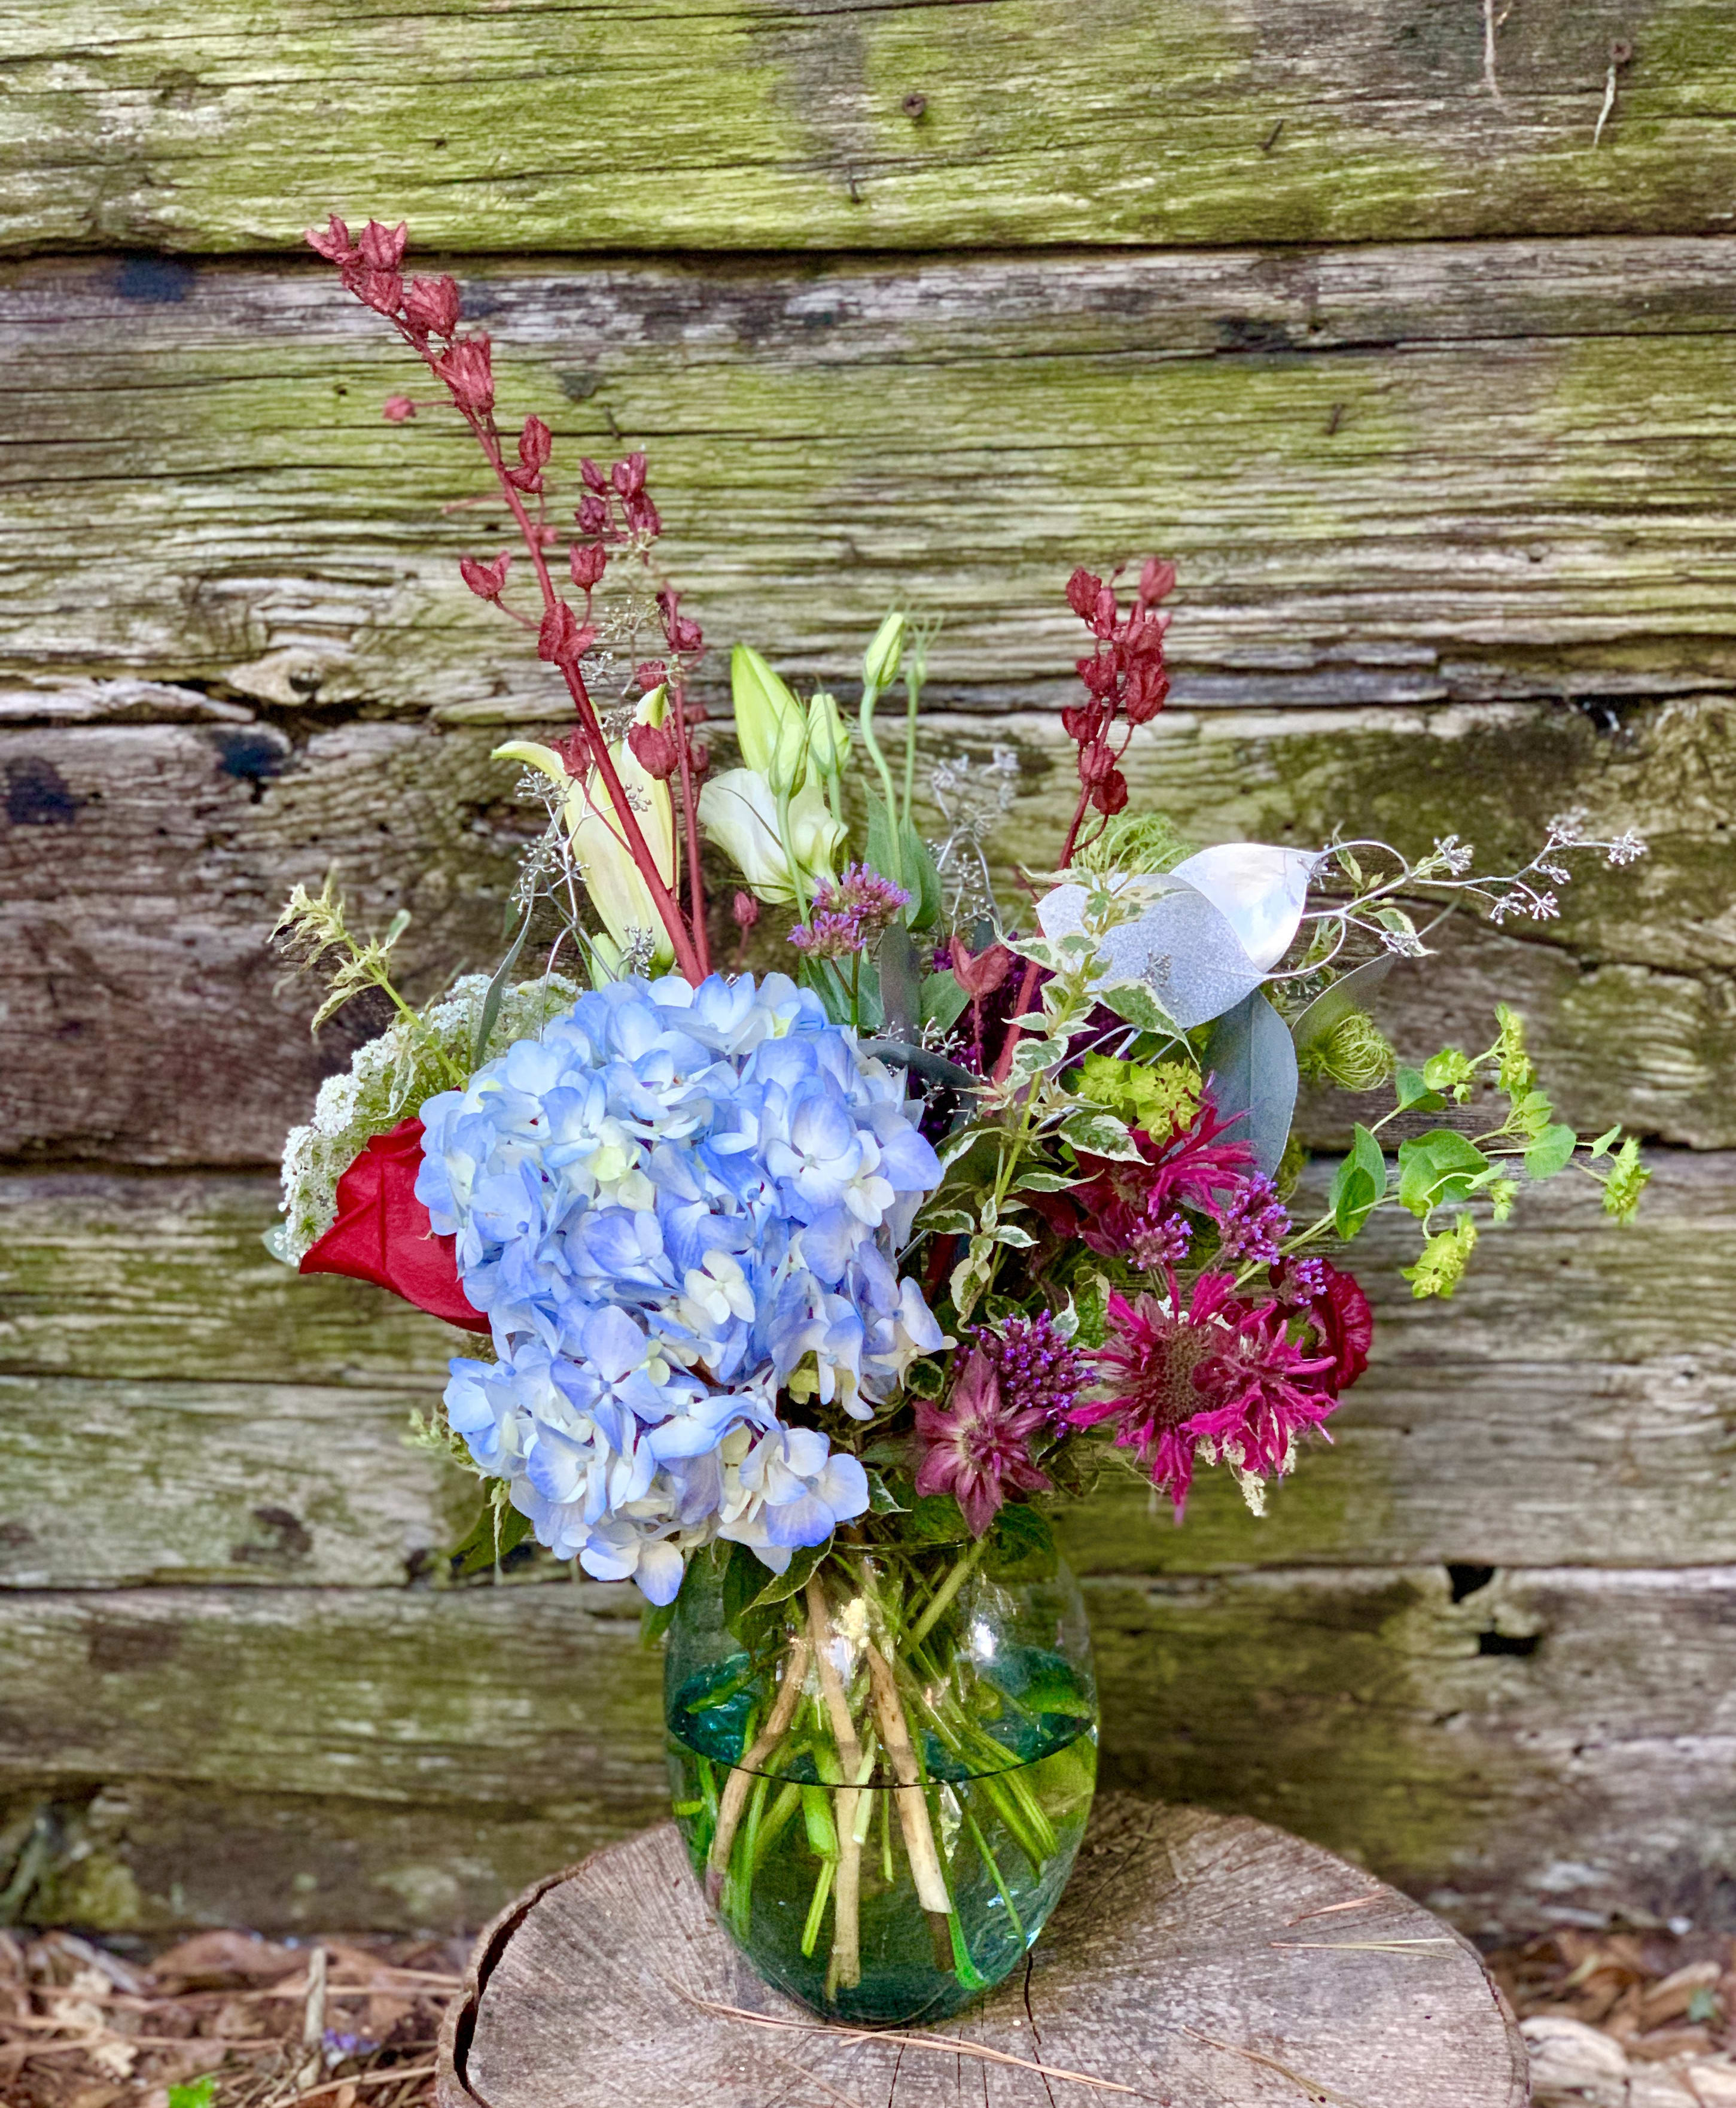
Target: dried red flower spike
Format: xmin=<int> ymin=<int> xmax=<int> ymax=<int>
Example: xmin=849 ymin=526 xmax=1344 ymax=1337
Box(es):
xmin=305 ymin=214 xmax=357 ymax=263
xmin=403 ymin=275 xmax=460 ymax=336
xmin=628 ymin=720 xmax=683 ymax=780
xmin=357 ymin=218 xmax=409 ymax=270
xmin=458 ymin=552 xmax=511 ymax=601
xmin=569 ymin=543 xmax=608 ymax=590
xmin=435 ymin=336 xmax=494 ymax=416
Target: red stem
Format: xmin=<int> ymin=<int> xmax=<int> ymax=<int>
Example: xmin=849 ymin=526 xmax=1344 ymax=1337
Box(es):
xmin=450 ymin=391 xmax=703 ymax=985
xmin=991 ymin=776 xmax=1095 ymax=1084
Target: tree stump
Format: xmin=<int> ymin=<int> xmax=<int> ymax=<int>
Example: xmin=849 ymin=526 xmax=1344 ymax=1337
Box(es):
xmin=436 ymin=1795 xmax=1528 ymax=2108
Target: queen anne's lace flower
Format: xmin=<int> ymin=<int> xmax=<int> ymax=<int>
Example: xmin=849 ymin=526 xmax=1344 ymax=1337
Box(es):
xmin=419 ymin=972 xmax=946 ymax=1599
xmin=275 ymin=972 xmax=579 ymax=1264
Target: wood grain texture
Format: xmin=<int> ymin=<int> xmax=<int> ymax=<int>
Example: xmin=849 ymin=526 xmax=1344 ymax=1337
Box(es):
xmin=2 ymin=0 xmax=1731 ymax=254
xmin=4 ymin=1777 xmax=650 ymax=1936
xmin=4 ymin=698 xmax=1732 ymax=1161
xmin=2 ymin=1154 xmax=1730 ymax=1583
xmin=5 ymin=1567 xmax=1735 ymax=1936
xmin=7 ymin=245 xmax=1736 ymax=712
xmin=440 ymin=1799 xmax=1527 ymax=2108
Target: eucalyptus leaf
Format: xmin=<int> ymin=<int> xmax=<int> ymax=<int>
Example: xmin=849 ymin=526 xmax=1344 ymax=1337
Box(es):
xmin=1201 ymin=990 xmax=1299 ymax=1179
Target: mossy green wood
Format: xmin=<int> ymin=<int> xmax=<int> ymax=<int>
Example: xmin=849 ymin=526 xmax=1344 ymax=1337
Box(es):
xmin=2 ymin=1155 xmax=1731 ymax=1581
xmin=7 ymin=251 xmax=1736 ymax=710
xmin=3 ymin=0 xmax=1735 ymax=253
xmin=4 ymin=1566 xmax=1734 ymax=1936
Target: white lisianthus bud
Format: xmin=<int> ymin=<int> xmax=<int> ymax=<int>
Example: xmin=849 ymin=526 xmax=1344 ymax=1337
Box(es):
xmin=805 ymin=688 xmax=850 ymax=779
xmin=861 ymin=610 xmax=907 ymax=693
xmin=730 ymin=644 xmax=808 ymax=796
xmin=698 ymin=768 xmax=845 ymax=905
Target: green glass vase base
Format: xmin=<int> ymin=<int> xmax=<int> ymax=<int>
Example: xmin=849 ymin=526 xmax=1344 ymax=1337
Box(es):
xmin=663 ymin=1540 xmax=1100 ymax=2025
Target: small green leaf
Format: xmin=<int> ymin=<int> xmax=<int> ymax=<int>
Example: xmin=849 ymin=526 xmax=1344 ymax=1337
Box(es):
xmin=1071 ymin=1273 xmax=1110 ymax=1349
xmin=1015 ymin=1167 xmax=1080 ymax=1193
xmin=1394 ymin=1064 xmax=1446 ymax=1112
xmin=992 ymin=1222 xmax=1037 ymax=1248
xmin=983 ymin=1501 xmax=1058 ymax=1581
xmin=938 ymin=1123 xmax=995 ymax=1168
xmin=641 ymin=1596 xmax=678 ymax=1648
xmin=449 ymin=1494 xmax=532 ymax=1578
xmin=1009 ymin=1036 xmax=1071 ymax=1085
xmin=906 ymin=1493 xmax=973 ymax=1545
xmin=169 ymin=2082 xmax=220 ymax=2108
xmin=1059 ymin=1110 xmax=1144 ymax=1161
xmin=1588 ymin=1124 xmax=1622 ymax=1159
xmin=865 ymin=1469 xmax=909 ymax=1515
xmin=1329 ymin=1123 xmax=1388 ymax=1237
xmin=1525 ymin=1121 xmax=1579 ymax=1181
xmin=921 ymin=969 xmax=971 ymax=1033
xmin=1396 ymin=1130 xmax=1491 ymax=1218
xmin=748 ymin=1537 xmax=833 ymax=1610
xmin=919 ymin=1207 xmax=976 ymax=1237
xmin=1099 ymin=980 xmax=1179 ymax=1036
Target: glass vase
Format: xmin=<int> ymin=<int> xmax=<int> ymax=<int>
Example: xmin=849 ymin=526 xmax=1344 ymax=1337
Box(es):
xmin=665 ymin=1534 xmax=1098 ymax=2025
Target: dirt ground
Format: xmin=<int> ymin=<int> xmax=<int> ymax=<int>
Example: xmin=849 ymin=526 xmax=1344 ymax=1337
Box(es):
xmin=0 ymin=1928 xmax=459 ymax=2108
xmin=8 ymin=1918 xmax=1736 ymax=2106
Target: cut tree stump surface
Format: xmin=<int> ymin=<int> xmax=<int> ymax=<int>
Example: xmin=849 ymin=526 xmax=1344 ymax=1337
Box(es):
xmin=435 ymin=1796 xmax=1528 ymax=2108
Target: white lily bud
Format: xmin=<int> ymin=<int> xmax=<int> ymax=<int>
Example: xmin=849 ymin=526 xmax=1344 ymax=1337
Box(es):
xmin=495 ymin=703 xmax=677 ymax=974
xmin=730 ymin=644 xmax=808 ymax=796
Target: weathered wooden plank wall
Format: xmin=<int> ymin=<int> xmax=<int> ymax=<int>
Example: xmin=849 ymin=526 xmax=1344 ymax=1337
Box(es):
xmin=4 ymin=0 xmax=1735 ymax=1944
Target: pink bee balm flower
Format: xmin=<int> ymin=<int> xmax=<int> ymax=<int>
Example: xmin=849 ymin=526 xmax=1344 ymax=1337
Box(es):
xmin=913 ymin=1349 xmax=1051 ymax=1538
xmin=1072 ymin=1281 xmax=1337 ymax=1519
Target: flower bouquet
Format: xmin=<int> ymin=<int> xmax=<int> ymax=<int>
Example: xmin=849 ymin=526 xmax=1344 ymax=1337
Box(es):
xmin=271 ymin=217 xmax=1652 ymax=2025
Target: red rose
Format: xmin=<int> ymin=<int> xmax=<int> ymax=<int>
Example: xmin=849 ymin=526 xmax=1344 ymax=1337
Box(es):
xmin=299 ymin=1117 xmax=488 ymax=1334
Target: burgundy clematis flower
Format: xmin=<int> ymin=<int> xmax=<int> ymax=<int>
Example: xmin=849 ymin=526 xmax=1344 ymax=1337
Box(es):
xmin=913 ymin=1349 xmax=1052 ymax=1537
xmin=1071 ymin=1282 xmax=1336 ymax=1517
xmin=1272 ymin=1258 xmax=1373 ymax=1391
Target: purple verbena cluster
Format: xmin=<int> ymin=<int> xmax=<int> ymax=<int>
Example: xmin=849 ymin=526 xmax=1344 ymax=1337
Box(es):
xmin=1213 ymin=1175 xmax=1291 ymax=1267
xmin=788 ymin=863 xmax=912 ymax=959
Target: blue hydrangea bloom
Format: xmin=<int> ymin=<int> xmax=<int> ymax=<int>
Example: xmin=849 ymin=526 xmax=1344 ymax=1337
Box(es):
xmin=419 ymin=972 xmax=946 ymax=1600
